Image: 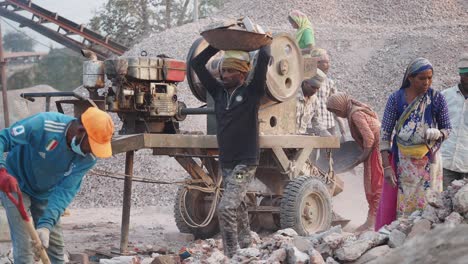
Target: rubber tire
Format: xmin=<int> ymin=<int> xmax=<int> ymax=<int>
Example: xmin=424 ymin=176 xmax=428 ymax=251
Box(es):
xmin=173 ymin=185 xmax=220 ymax=239
xmin=280 ymin=176 xmax=333 ymax=236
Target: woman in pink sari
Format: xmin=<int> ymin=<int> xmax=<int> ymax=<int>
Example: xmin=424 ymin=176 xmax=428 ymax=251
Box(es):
xmin=327 ymin=93 xmax=383 ymax=232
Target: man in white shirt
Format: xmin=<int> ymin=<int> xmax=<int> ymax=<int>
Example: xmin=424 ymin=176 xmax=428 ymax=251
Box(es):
xmin=441 ymin=53 xmax=468 ymax=189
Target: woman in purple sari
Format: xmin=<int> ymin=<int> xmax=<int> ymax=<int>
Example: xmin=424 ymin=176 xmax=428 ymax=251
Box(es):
xmin=375 ymin=58 xmax=451 ymax=230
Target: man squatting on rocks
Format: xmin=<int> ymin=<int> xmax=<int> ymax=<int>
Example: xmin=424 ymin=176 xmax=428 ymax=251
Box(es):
xmin=191 ymin=43 xmax=271 ymax=257
xmin=0 ymin=107 xmax=114 ymax=263
xmin=441 ymin=53 xmax=468 ymax=189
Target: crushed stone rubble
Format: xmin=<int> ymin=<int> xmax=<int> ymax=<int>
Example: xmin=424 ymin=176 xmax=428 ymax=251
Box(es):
xmin=107 ymin=179 xmax=468 ymax=263
xmin=1 ymin=179 xmax=464 ymax=263
xmin=111 ymin=179 xmax=468 ymax=263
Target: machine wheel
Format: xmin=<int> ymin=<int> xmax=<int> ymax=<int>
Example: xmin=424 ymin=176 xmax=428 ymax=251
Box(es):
xmin=280 ymin=176 xmax=332 ymax=235
xmin=173 ymin=185 xmax=219 ymax=239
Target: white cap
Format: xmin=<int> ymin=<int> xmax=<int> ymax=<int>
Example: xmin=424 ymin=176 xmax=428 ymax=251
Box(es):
xmin=458 ymin=53 xmax=468 ymax=69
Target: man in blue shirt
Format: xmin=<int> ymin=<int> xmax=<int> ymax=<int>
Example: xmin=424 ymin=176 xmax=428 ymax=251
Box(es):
xmin=0 ymin=107 xmax=114 ymax=263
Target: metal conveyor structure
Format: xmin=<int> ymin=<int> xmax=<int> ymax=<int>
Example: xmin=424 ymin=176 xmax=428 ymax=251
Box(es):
xmin=0 ymin=0 xmax=128 ymax=59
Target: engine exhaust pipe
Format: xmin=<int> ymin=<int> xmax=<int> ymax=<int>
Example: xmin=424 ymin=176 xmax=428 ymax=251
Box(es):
xmin=81 ymin=49 xmax=98 ymax=61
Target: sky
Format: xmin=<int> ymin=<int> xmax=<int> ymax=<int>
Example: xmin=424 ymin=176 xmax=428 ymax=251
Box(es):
xmin=1 ymin=0 xmax=107 ymax=52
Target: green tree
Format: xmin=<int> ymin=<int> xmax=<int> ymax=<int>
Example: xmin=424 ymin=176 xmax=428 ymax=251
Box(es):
xmin=3 ymin=31 xmax=35 ymax=52
xmin=90 ymin=0 xmax=225 ymax=47
xmin=90 ymin=0 xmax=156 ymax=47
xmin=8 ymin=48 xmax=84 ymax=91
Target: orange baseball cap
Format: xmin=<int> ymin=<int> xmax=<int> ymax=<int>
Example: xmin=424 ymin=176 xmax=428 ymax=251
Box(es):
xmin=81 ymin=107 xmax=115 ymax=158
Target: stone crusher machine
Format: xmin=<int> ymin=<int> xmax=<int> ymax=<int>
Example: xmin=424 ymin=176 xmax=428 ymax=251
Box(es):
xmin=22 ymin=19 xmax=344 ymax=253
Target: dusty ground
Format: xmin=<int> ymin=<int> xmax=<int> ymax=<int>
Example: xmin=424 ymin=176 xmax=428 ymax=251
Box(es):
xmin=0 ymin=168 xmax=366 ymax=256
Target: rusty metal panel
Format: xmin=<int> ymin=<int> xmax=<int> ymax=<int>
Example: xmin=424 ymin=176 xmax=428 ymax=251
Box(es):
xmin=292 ymin=146 xmax=314 ymax=177
xmin=260 ymin=135 xmax=340 ymax=149
xmin=111 ymin=135 xmax=147 ymax=154
xmin=111 ymin=134 xmax=340 ymax=155
xmin=303 ymin=57 xmax=318 ymax=79
xmin=271 ymin=147 xmax=290 ymax=175
xmin=258 ymin=99 xmax=296 ymax=135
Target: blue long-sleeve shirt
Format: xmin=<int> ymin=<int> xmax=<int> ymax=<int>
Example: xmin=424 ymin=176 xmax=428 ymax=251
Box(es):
xmin=0 ymin=112 xmax=96 ymax=230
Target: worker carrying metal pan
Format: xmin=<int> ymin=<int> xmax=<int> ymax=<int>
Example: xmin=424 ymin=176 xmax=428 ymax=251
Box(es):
xmin=0 ymin=107 xmax=114 ymax=263
xmin=190 ymin=30 xmax=271 ymax=258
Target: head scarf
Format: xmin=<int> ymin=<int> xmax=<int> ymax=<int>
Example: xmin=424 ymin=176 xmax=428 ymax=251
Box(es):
xmin=327 ymin=92 xmax=377 ymax=119
xmin=289 ymin=10 xmax=313 ymax=46
xmin=304 ymin=68 xmax=326 ymax=87
xmin=458 ymin=53 xmax=468 ymax=74
xmin=310 ymin=48 xmax=330 ymax=62
xmin=400 ymin=57 xmax=433 ymax=89
xmin=327 ymin=92 xmax=378 ymax=142
xmin=222 ymin=50 xmax=251 ymax=73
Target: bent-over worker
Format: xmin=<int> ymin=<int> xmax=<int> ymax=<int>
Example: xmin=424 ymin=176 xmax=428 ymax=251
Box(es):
xmin=327 ymin=93 xmax=384 ymax=232
xmin=0 ymin=107 xmax=114 ymax=263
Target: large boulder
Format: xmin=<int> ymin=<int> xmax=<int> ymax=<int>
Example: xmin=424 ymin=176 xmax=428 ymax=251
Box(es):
xmin=368 ymin=225 xmax=468 ymax=264
xmin=453 ymin=185 xmax=468 ymax=214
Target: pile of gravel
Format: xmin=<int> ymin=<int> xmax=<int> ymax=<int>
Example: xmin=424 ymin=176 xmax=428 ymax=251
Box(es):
xmin=72 ymin=0 xmax=468 ymax=208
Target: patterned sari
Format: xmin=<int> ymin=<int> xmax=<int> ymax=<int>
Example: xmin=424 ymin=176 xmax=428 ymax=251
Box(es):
xmin=376 ymin=58 xmax=451 ymax=229
xmin=394 ymin=90 xmax=445 ymax=215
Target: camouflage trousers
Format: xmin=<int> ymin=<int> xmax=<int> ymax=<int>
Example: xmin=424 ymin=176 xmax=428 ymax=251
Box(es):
xmin=218 ymin=164 xmax=256 ymax=258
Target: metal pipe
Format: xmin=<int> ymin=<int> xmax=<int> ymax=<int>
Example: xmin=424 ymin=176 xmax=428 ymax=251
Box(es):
xmin=193 ymin=0 xmax=198 ymax=21
xmin=45 ymin=96 xmax=51 ymax=112
xmin=120 ymin=150 xmax=134 ymax=254
xmin=81 ymin=49 xmax=98 ymax=61
xmin=20 ymin=92 xmax=87 ymax=101
xmin=180 ymin=107 xmax=214 ymax=115
xmin=5 ymin=0 xmax=128 ymax=55
xmin=0 ymin=7 xmax=109 ymax=60
xmin=0 ymin=23 xmax=9 ymax=127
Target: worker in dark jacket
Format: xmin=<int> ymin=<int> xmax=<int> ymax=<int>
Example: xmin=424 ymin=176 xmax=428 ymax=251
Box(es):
xmin=191 ymin=44 xmax=270 ymax=258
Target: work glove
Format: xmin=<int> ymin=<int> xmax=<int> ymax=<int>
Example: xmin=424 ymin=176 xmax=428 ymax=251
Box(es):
xmin=425 ymin=128 xmax=441 ymax=141
xmin=0 ymin=168 xmax=19 ymax=194
xmin=31 ymin=227 xmax=50 ymax=262
xmin=35 ymin=227 xmax=50 ymax=249
xmin=383 ymin=166 xmax=397 ymax=187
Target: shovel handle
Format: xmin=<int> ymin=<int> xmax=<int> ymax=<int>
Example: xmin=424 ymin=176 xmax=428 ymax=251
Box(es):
xmin=24 ymin=220 xmax=51 ymax=264
xmin=5 ymin=190 xmax=51 ymax=264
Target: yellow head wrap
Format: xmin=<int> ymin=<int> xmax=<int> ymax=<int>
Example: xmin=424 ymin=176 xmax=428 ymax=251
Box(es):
xmin=289 ymin=10 xmax=314 ymax=46
xmin=222 ymin=50 xmax=251 ymax=73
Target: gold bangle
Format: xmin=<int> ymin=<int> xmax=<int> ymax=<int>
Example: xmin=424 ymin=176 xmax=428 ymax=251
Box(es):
xmin=383 ymin=166 xmax=392 ymax=170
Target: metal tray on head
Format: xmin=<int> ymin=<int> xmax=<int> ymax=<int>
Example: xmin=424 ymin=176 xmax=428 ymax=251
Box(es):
xmin=200 ymin=28 xmax=272 ymax=52
xmin=312 ymin=140 xmax=363 ymax=174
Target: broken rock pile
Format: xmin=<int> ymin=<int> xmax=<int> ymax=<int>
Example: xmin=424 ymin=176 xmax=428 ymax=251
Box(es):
xmin=180 ymin=179 xmax=468 ymax=263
